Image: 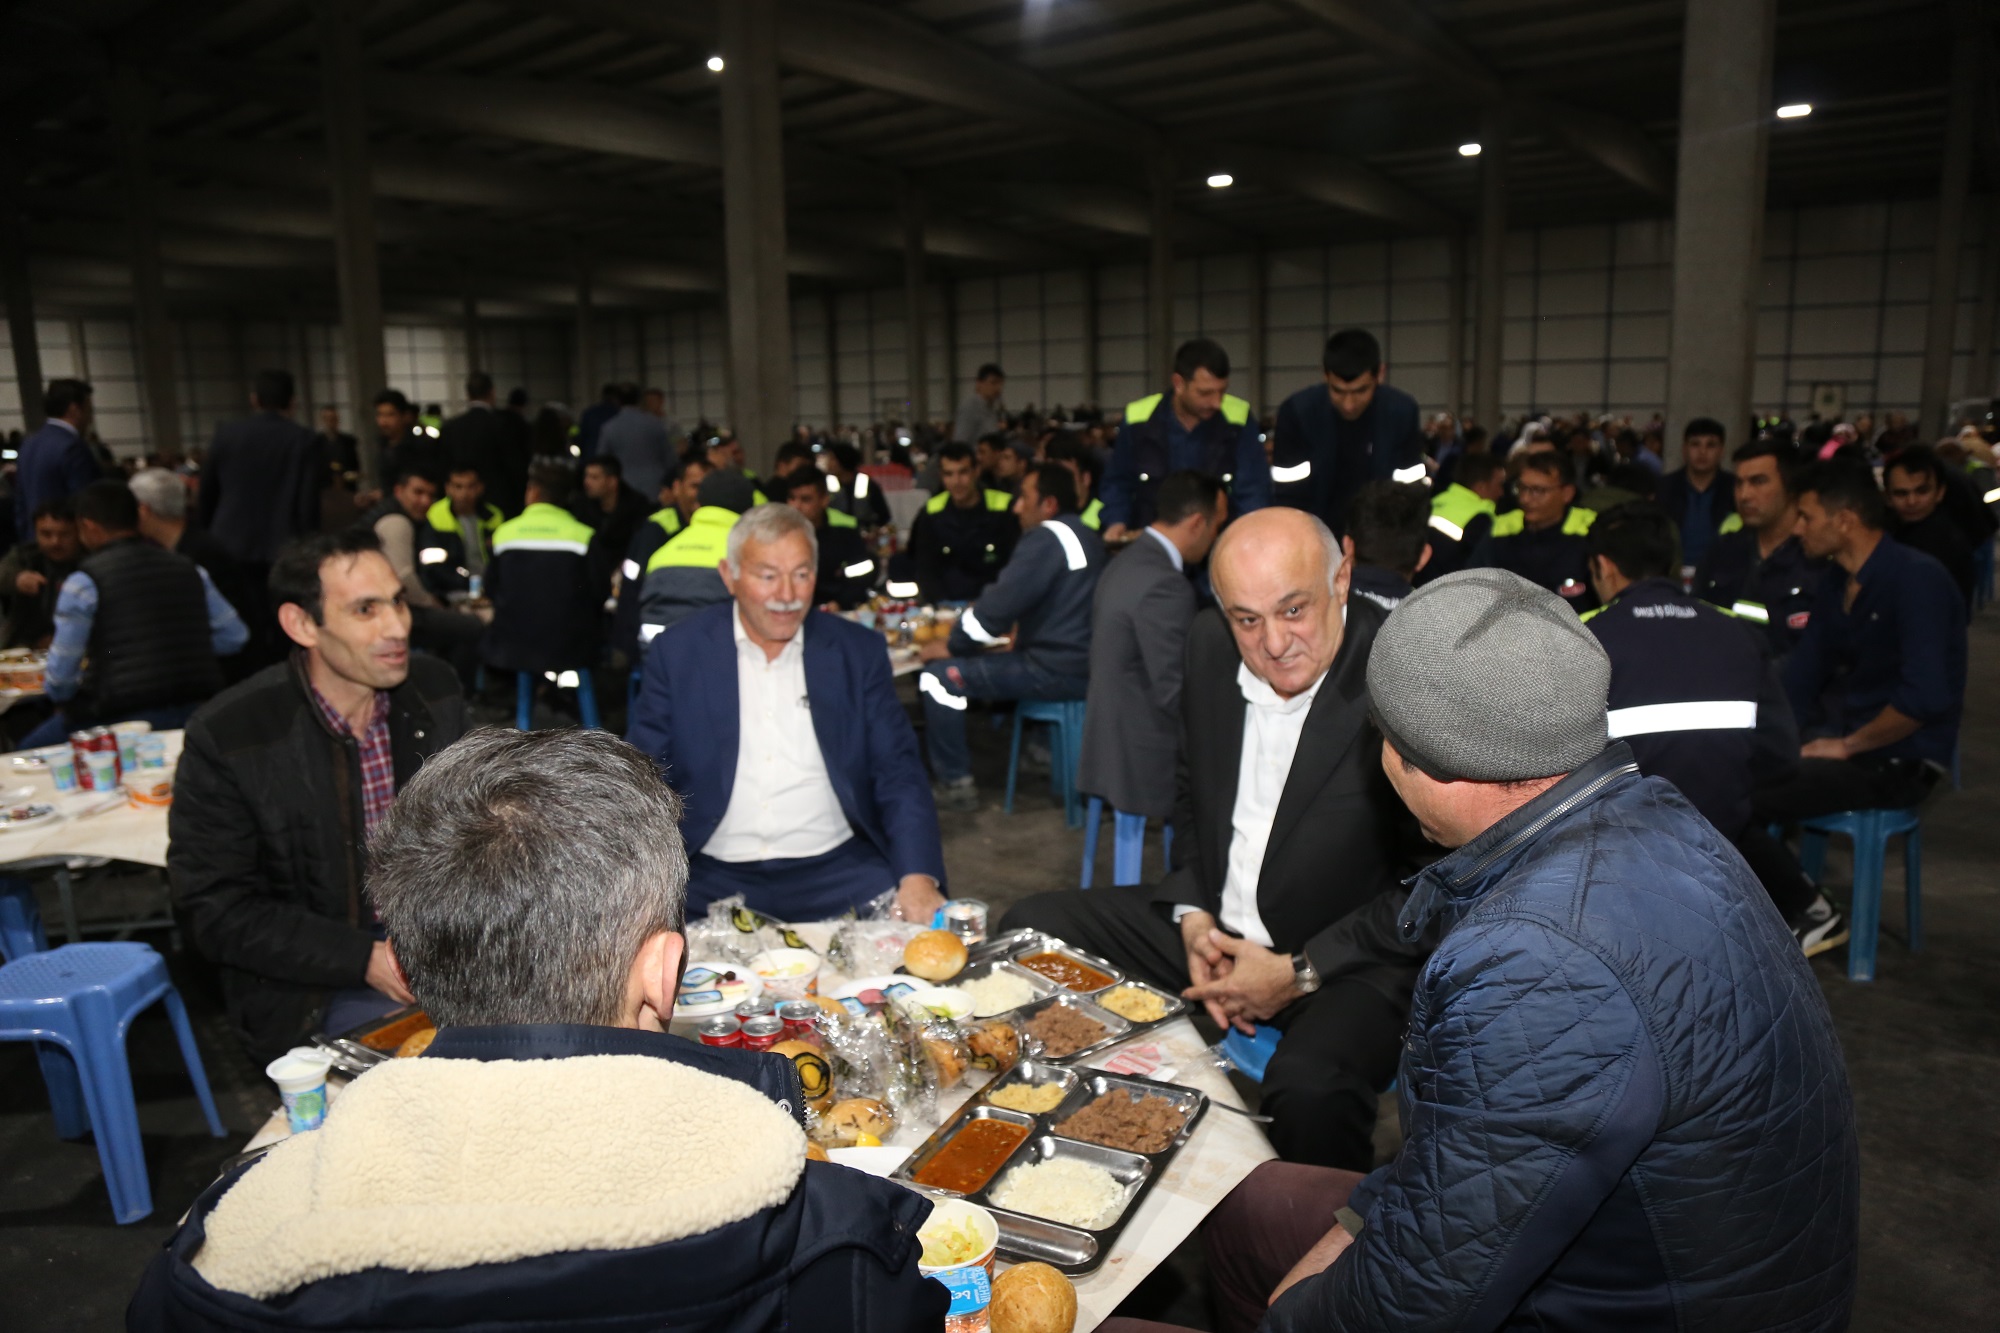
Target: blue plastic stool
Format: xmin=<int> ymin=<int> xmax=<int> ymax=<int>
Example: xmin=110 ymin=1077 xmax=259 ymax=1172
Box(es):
xmin=1798 ymin=807 xmax=1922 ymax=983
xmin=1004 ymin=699 xmax=1086 ymax=828
xmin=1220 ymin=1023 xmax=1283 ymax=1082
xmin=516 ymin=669 xmax=602 ymax=731
xmin=0 ymin=943 xmax=226 ymax=1222
xmin=0 ymin=875 xmax=49 ymax=961
xmin=1974 ymin=537 xmax=1993 ymax=610
xmin=1080 ymin=799 xmax=1174 ymax=888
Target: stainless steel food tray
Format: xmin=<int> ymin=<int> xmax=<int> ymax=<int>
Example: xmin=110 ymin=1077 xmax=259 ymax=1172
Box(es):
xmin=893 ymin=1061 xmax=1210 ymax=1276
xmin=1003 ymin=940 xmax=1126 ymax=996
xmin=1082 ymin=977 xmax=1190 ymax=1042
xmin=1014 ymin=992 xmax=1134 ymax=1064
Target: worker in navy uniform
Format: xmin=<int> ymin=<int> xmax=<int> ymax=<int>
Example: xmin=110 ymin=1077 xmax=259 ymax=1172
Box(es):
xmin=612 ymin=456 xmax=711 ymax=663
xmin=1101 ymin=338 xmax=1271 ymax=542
xmin=906 ymin=442 xmax=1017 ymax=604
xmin=917 ymin=464 xmax=1103 ymax=812
xmin=1582 ymin=502 xmax=1797 ymax=855
xmin=1655 ymin=417 xmax=1736 ymax=574
xmin=1419 ymin=451 xmax=1506 ymax=585
xmin=1341 ymin=480 xmax=1431 ymax=612
xmin=1271 ymin=328 xmax=1425 ymax=540
xmin=781 ymin=468 xmax=875 ymax=610
xmin=1752 ymin=461 xmax=1967 ymax=957
xmin=1490 ymin=450 xmax=1599 ymax=612
xmin=1042 ymin=433 xmax=1106 ymax=531
xmin=1693 ymin=437 xmax=1829 ymax=658
xmin=1884 ymin=445 xmax=1980 ymax=612
xmin=824 ymin=442 xmax=891 ymax=531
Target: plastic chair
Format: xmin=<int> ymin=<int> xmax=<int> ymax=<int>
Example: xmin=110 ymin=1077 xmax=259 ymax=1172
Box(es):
xmin=1798 ymin=807 xmax=1922 ymax=983
xmin=0 ymin=875 xmax=49 ymax=960
xmin=1004 ymin=699 xmax=1086 ymax=828
xmin=516 ymin=669 xmax=602 ymax=731
xmin=1220 ymin=1023 xmax=1283 ymax=1082
xmin=0 ymin=943 xmax=226 ymax=1222
xmin=1080 ymin=799 xmax=1174 ymax=888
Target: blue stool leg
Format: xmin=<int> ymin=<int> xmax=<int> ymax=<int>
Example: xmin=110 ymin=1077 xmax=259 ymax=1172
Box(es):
xmin=575 ymin=672 xmax=602 ymax=730
xmin=160 ymin=986 xmax=225 ymax=1138
xmin=67 ymin=994 xmax=153 ymax=1223
xmin=36 ymin=1041 xmax=91 ymax=1140
xmin=1113 ymin=812 xmax=1146 ymax=887
xmin=1846 ymin=814 xmax=1884 ymax=983
xmin=1904 ymin=824 xmax=1923 ymax=953
xmin=1003 ymin=711 xmax=1025 ymax=815
xmin=0 ymin=875 xmax=50 ymax=961
xmin=1057 ymin=715 xmax=1082 ymax=829
xmin=515 ymin=673 xmax=533 ymax=730
xmin=1799 ymin=828 xmax=1830 ymax=884
xmin=1081 ymin=797 xmax=1102 ymax=889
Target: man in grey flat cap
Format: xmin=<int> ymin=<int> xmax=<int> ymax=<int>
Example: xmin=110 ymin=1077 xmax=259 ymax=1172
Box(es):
xmin=1104 ymin=567 xmax=1859 ymax=1333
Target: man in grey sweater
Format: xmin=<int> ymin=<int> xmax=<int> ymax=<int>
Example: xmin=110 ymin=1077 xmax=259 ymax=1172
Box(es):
xmin=597 ymin=385 xmax=674 ymax=502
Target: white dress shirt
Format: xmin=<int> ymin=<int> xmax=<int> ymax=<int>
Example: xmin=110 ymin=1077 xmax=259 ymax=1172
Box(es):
xmin=701 ymin=609 xmax=854 ymax=863
xmin=1215 ymin=661 xmax=1329 ymax=947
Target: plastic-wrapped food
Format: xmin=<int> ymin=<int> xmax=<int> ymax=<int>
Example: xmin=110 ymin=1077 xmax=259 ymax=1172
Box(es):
xmin=964 ymin=1017 xmax=1022 ymax=1074
xmin=828 ymin=917 xmax=931 ymax=980
xmin=691 ymin=895 xmax=815 ymax=967
xmin=879 ymin=994 xmax=942 ymax=1124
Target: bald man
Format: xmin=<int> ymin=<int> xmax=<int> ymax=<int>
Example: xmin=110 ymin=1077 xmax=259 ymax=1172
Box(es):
xmin=1002 ymin=508 xmax=1430 ymax=1169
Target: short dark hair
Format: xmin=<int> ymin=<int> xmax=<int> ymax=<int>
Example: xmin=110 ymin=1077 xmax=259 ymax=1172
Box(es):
xmin=1154 ymin=470 xmax=1225 ymax=526
xmin=976 ymin=363 xmax=1005 ymax=382
xmin=1024 ymin=461 xmax=1078 ymax=514
xmin=1457 ymin=453 xmax=1506 ymax=488
xmin=1587 ymin=502 xmax=1680 ymax=581
xmin=1322 ymin=329 xmax=1383 ymax=381
xmin=1518 ymin=451 xmax=1576 ymax=488
xmin=773 ymin=441 xmax=816 ymax=474
xmin=73 ymin=480 xmax=138 ymax=533
xmin=270 ymin=528 xmax=384 ymax=623
xmin=1885 ymin=444 xmax=1946 ymax=488
xmin=1172 ymin=338 xmax=1230 ymax=383
xmin=829 ymin=441 xmax=862 ymax=473
xmin=528 ymin=460 xmax=576 ymax=507
xmin=369 ymin=727 xmax=689 ymax=1028
xmin=31 ymin=498 xmax=75 ymax=525
xmin=507 ymin=387 xmax=529 ymax=408
xmin=781 ymin=468 xmax=828 ymax=500
xmin=393 ymin=463 xmax=438 ymax=490
xmin=373 ymin=388 xmax=413 ymax=413
xmin=615 ymin=382 xmax=641 ymax=407
xmin=448 ymin=462 xmax=481 ymax=480
xmin=937 ymin=441 xmax=977 ymax=467
xmin=1345 ymin=480 xmax=1430 ymax=576
xmin=1683 ymin=416 xmax=1727 ymax=443
xmin=1798 ymin=460 xmax=1888 ymax=530
xmin=253 ymin=369 xmax=295 ymax=411
xmin=466 ymin=371 xmax=494 ymax=400
xmin=43 ymin=378 xmax=92 ymax=419
xmin=1731 ymin=437 xmax=1801 ymax=495
xmin=669 ymin=456 xmax=711 ymax=487
xmin=586 ymin=454 xmax=623 ymax=480
xmin=1042 ymin=435 xmax=1102 ymax=494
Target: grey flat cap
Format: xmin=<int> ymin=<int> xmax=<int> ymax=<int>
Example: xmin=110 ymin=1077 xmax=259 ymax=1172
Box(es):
xmin=1367 ymin=568 xmax=1610 ymax=782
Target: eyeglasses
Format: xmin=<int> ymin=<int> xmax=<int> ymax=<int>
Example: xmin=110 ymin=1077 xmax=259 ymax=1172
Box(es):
xmin=1516 ymin=483 xmax=1563 ymax=499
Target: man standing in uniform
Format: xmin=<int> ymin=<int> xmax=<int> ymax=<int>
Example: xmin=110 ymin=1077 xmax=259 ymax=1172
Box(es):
xmin=917 ymin=464 xmax=1102 ymax=812
xmin=1420 ymin=452 xmax=1506 ymax=584
xmin=1490 ymin=452 xmax=1597 ymax=611
xmin=1271 ymin=329 xmax=1425 ymax=539
xmin=1102 ymin=339 xmax=1271 ymax=542
xmin=1693 ymin=438 xmax=1828 ymax=658
xmin=907 ymin=442 xmax=1017 ymax=604
xmin=1657 ymin=417 xmax=1735 ymax=573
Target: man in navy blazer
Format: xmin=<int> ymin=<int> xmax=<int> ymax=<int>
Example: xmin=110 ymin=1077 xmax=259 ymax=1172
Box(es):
xmin=15 ymin=379 xmax=103 ymax=541
xmin=627 ymin=503 xmax=946 ymax=922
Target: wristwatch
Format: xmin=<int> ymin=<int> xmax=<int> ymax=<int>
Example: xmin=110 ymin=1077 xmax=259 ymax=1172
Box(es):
xmin=1291 ymin=952 xmax=1322 ymax=996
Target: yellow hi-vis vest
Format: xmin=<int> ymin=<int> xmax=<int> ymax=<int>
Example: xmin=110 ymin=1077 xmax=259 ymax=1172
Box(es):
xmin=1490 ymin=505 xmax=1598 ymax=538
xmin=1428 ymin=484 xmax=1497 ymax=542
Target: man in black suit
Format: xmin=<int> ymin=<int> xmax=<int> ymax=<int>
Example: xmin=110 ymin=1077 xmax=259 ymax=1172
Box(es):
xmin=440 ymin=371 xmax=535 ymax=516
xmin=1003 ymin=506 xmax=1426 ymax=1169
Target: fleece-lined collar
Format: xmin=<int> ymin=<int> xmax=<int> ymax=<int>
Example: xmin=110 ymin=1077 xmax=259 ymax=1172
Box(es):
xmin=192 ymin=1051 xmax=806 ymax=1301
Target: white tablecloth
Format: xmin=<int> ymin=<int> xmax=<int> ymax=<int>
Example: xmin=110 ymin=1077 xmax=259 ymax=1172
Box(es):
xmin=0 ymin=731 xmax=180 ymax=869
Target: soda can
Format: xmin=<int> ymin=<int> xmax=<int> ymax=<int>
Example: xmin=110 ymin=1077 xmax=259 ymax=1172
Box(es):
xmin=696 ymin=1015 xmax=743 ymax=1048
xmin=776 ymin=1000 xmax=822 ymax=1047
xmin=733 ymin=997 xmax=775 ymax=1022
xmin=740 ymin=1014 xmax=785 ymax=1051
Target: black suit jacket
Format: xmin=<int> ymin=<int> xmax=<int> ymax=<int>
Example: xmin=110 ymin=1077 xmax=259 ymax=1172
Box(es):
xmin=199 ymin=411 xmax=326 ymax=563
xmin=1153 ymin=597 xmax=1429 ymax=1005
xmin=441 ymin=404 xmax=534 ymax=516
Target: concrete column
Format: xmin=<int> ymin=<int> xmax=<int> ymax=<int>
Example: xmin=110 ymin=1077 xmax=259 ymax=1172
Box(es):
xmin=461 ymin=287 xmax=482 ymax=375
xmin=823 ymin=288 xmax=841 ymax=431
xmin=901 ymin=184 xmax=929 ymax=427
xmin=1248 ymin=246 xmax=1269 ymax=415
xmin=316 ymin=0 xmax=387 ymax=492
xmin=1919 ymin=33 xmax=1982 ymax=439
xmin=1665 ymin=0 xmax=1777 ymax=467
xmin=1446 ymin=232 xmax=1468 ymax=422
xmin=1969 ymin=198 xmax=1999 ymax=403
xmin=720 ymin=0 xmax=795 ymax=469
xmin=1473 ymin=109 xmax=1509 ymax=431
xmin=1082 ymin=264 xmax=1100 ymax=407
xmin=573 ymin=259 xmax=595 ymax=418
xmin=1147 ymin=160 xmax=1175 ymax=387
xmin=0 ymin=185 xmax=43 ymax=433
xmin=108 ymin=77 xmax=184 ymax=457
xmin=941 ymin=277 xmax=959 ymax=415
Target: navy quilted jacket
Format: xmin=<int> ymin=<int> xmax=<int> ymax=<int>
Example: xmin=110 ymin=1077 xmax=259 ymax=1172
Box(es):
xmin=1267 ymin=744 xmax=1858 ymax=1332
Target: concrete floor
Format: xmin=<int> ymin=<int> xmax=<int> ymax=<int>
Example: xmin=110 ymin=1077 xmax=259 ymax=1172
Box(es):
xmin=2 ymin=623 xmax=1996 ymax=1331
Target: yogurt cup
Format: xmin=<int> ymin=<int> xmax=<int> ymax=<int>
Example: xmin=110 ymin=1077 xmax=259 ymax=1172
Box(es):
xmin=82 ymin=749 xmax=119 ymax=794
xmin=266 ymin=1047 xmax=334 ymax=1133
xmin=918 ymin=1199 xmax=1000 ymax=1333
xmin=110 ymin=721 xmax=152 ymax=772
xmin=750 ymin=947 xmax=821 ymax=1001
xmin=36 ymin=746 xmax=79 ymax=794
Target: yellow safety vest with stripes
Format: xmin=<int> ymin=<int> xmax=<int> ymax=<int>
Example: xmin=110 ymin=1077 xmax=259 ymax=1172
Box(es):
xmin=645 ymin=505 xmax=739 ymax=575
xmin=647 ymin=507 xmax=686 ymax=540
xmin=1124 ymin=393 xmax=1252 ymax=428
xmin=1491 ymin=505 xmax=1598 ymax=538
xmin=926 ymin=489 xmax=1014 ymax=515
xmin=1428 ymin=484 xmax=1497 ymax=542
xmin=1079 ymin=497 xmax=1103 ymax=531
xmin=828 ymin=508 xmax=859 ymax=529
xmin=490 ymin=502 xmax=596 ymax=557
xmin=426 ymin=498 xmax=502 ymax=544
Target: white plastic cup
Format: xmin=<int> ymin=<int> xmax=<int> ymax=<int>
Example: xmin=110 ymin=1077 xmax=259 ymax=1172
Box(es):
xmin=266 ymin=1046 xmax=334 ymax=1133
xmin=82 ymin=749 xmax=118 ymax=794
xmin=110 ymin=721 xmax=151 ymax=771
xmin=37 ymin=746 xmax=79 ymax=794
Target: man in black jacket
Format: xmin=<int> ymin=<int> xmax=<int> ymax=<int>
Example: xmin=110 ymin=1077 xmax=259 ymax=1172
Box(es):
xmin=441 ymin=371 xmax=535 ymax=516
xmin=169 ymin=529 xmax=466 ymax=1064
xmin=133 ymin=728 xmax=945 ymax=1333
xmin=0 ymin=498 xmax=80 ymax=649
xmin=1003 ymin=507 xmax=1426 ymax=1168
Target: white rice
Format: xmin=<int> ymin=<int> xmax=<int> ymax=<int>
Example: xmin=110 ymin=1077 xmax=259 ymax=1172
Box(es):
xmin=963 ymin=970 xmax=1037 ymax=1017
xmin=988 ymin=1158 xmax=1125 ymax=1229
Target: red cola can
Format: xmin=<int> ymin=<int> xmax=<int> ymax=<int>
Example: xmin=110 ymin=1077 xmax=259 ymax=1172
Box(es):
xmin=776 ymin=1000 xmax=823 ymax=1048
xmin=734 ymin=997 xmax=774 ymax=1021
xmin=740 ymin=1014 xmax=784 ymax=1051
xmin=697 ymin=1015 xmax=743 ymax=1047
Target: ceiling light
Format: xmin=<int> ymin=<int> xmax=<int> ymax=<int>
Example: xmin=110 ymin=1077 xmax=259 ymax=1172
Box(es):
xmin=1776 ymin=103 xmax=1811 ymax=119
xmin=1206 ymin=173 xmax=1233 ymax=189
xmin=706 ymin=55 xmax=725 ymax=73
xmin=1458 ymin=142 xmax=1482 ymax=157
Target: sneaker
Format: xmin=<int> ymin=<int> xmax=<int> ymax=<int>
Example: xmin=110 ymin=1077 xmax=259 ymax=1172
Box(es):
xmin=934 ymin=778 xmax=980 ymax=813
xmin=1793 ymin=895 xmax=1850 ymax=958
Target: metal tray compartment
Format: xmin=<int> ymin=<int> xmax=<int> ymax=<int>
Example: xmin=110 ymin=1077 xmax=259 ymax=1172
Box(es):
xmin=1087 ymin=978 xmax=1189 ymax=1034
xmin=897 ymin=1104 xmax=1038 ymax=1197
xmin=984 ymin=1134 xmax=1153 ymax=1234
xmin=1048 ymin=1071 xmax=1208 ymax=1157
xmin=1007 ymin=942 xmax=1125 ymax=996
xmin=966 ymin=928 xmax=1050 ymax=968
xmin=1014 ymin=992 xmax=1133 ymax=1064
xmin=978 ymin=1059 xmax=1081 ymax=1112
xmin=951 ymin=956 xmax=1064 ymax=1017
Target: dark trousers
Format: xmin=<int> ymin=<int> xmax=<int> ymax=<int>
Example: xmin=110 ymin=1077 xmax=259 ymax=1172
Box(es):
xmin=1748 ymin=756 xmax=1940 ymax=919
xmin=919 ymin=654 xmax=1088 ymax=784
xmin=410 ymin=603 xmax=487 ymax=692
xmin=687 ymin=835 xmax=897 ymax=922
xmin=1101 ymin=1161 xmax=1363 ymax=1333
xmin=1000 ymin=888 xmax=1403 ymax=1171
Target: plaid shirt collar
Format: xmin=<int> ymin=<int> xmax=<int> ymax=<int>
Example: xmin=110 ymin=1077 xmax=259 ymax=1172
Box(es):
xmin=306 ymin=674 xmax=396 ymax=839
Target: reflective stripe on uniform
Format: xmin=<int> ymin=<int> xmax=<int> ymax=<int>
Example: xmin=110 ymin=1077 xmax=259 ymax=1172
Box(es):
xmin=1731 ymin=601 xmax=1771 ymax=623
xmin=1391 ymin=463 xmax=1427 ymax=483
xmin=828 ymin=509 xmax=859 ymax=529
xmin=1429 ymin=514 xmax=1465 ymax=542
xmin=886 ymin=579 xmax=919 ymax=597
xmin=1046 ymin=521 xmax=1089 ymax=571
xmin=959 ymin=607 xmax=1003 ymax=644
xmin=623 ymin=558 xmax=643 ymax=581
xmin=639 ymin=623 xmax=665 ymax=644
xmin=854 ymin=473 xmax=871 ymax=498
xmin=1272 ymin=461 xmax=1311 ymax=484
xmin=1606 ymin=700 xmax=1758 ymax=738
xmin=842 ymin=559 xmax=875 ymax=578
xmin=494 ymin=537 xmax=589 ymax=556
xmin=419 ymin=547 xmax=448 ymax=565
xmin=918 ymin=671 xmax=967 ymax=710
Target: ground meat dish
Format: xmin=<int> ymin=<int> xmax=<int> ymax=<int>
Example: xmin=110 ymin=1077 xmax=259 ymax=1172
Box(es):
xmin=1022 ymin=1005 xmax=1109 ymax=1057
xmin=1057 ymin=1090 xmax=1187 ymax=1153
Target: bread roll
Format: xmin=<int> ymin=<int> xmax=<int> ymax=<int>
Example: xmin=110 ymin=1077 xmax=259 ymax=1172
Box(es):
xmin=393 ymin=1027 xmax=437 ymax=1059
xmin=805 ymin=1140 xmax=830 ymax=1162
xmin=823 ymin=1097 xmax=894 ymax=1141
xmin=903 ymin=929 xmax=969 ymax=982
xmin=990 ymin=1261 xmax=1077 ymax=1333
